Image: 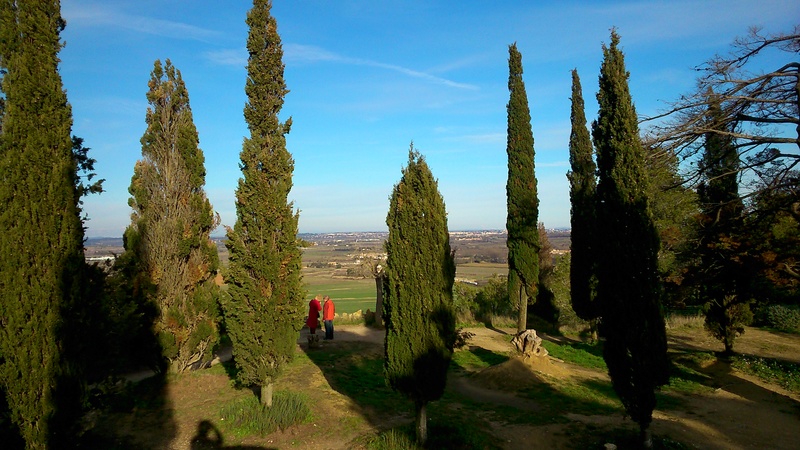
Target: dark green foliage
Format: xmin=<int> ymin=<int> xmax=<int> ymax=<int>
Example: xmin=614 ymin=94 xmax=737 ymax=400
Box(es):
xmin=384 ymin=147 xmax=456 ymax=444
xmin=645 ymin=144 xmax=697 ymax=308
xmin=222 ymin=0 xmax=304 ymax=403
xmin=532 ymin=223 xmax=559 ymax=326
xmin=475 ymin=276 xmax=513 ymax=324
xmin=0 ymin=1 xmax=88 ymax=446
xmin=123 ymin=59 xmax=220 ymax=373
xmin=550 ymin=254 xmax=592 ymax=332
xmin=591 ymin=30 xmax=669 ymax=437
xmin=747 ymin=183 xmax=800 ymax=306
xmin=763 ymin=304 xmax=800 ymax=333
xmin=693 ymin=95 xmax=751 ymax=354
xmin=505 ymin=43 xmax=540 ymax=333
xmin=71 ymin=136 xmax=105 ymax=214
xmin=567 ymin=69 xmax=599 ymax=321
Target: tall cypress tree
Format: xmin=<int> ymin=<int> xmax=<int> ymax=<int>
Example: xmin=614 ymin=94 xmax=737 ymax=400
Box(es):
xmin=384 ymin=146 xmax=456 ymax=446
xmin=0 ymin=1 xmax=87 ymax=446
xmin=591 ymin=30 xmax=669 ymax=448
xmin=124 ymin=59 xmax=220 ymax=374
xmin=567 ymin=69 xmax=599 ymax=322
xmin=222 ymin=0 xmax=303 ymax=407
xmin=505 ymin=43 xmax=540 ymax=334
xmin=696 ymin=94 xmax=749 ymax=354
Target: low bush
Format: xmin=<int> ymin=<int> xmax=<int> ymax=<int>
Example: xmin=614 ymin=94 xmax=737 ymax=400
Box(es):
xmin=764 ymin=304 xmax=800 ymax=333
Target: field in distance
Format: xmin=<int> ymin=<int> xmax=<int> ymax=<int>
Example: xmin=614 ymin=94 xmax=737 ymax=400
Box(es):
xmin=84 ymin=230 xmax=569 ymax=316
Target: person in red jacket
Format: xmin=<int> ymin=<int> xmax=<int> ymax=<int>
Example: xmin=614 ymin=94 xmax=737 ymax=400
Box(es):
xmin=307 ymin=295 xmax=322 ymax=334
xmin=323 ymin=295 xmax=335 ymax=340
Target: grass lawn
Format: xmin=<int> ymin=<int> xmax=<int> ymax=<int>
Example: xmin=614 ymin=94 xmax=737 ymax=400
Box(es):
xmin=303 ymin=275 xmax=378 ymax=315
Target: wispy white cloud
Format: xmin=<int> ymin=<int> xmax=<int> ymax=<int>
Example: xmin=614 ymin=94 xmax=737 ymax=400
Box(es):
xmin=284 ymin=43 xmax=479 ymax=90
xmin=204 ymin=49 xmax=247 ymax=67
xmin=452 ymin=132 xmax=506 ymax=145
xmin=62 ymin=4 xmax=221 ymax=42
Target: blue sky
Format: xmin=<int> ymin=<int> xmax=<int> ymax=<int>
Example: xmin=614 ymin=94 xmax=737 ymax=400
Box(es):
xmin=58 ymin=1 xmax=799 ymax=237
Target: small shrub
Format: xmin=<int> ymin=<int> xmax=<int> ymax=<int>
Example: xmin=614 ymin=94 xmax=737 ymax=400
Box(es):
xmin=453 ymin=328 xmax=475 ymax=349
xmin=220 ymin=391 xmax=311 ymax=437
xmin=764 ymin=304 xmax=800 ymax=333
xmin=361 ymin=429 xmax=419 ymax=450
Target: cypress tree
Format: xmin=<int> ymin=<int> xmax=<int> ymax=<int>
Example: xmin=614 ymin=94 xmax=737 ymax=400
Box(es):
xmin=222 ymin=0 xmax=304 ymax=407
xmin=505 ymin=43 xmax=540 ymax=334
xmin=567 ymin=69 xmax=599 ymax=322
xmin=384 ymin=146 xmax=456 ymax=446
xmin=696 ymin=95 xmax=749 ymax=354
xmin=591 ymin=30 xmax=669 ymax=448
xmin=0 ymin=1 xmax=87 ymax=446
xmin=124 ymin=59 xmax=220 ymax=374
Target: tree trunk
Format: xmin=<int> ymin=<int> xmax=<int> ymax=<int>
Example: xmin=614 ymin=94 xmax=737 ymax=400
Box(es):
xmin=415 ymin=400 xmax=427 ymax=446
xmin=260 ymin=380 xmax=273 ymax=408
xmin=517 ymin=287 xmax=528 ymax=333
xmin=374 ymin=273 xmax=384 ymax=328
xmin=640 ymin=424 xmax=653 ymax=449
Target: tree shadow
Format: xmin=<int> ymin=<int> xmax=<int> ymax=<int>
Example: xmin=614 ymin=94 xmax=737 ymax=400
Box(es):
xmin=300 ymin=321 xmax=651 ymax=448
xmin=78 ymin=373 xmax=178 ymax=449
xmin=190 ymin=420 xmax=273 ymax=450
xmin=690 ymin=355 xmax=800 ymax=406
xmin=466 ymin=346 xmax=511 ymax=368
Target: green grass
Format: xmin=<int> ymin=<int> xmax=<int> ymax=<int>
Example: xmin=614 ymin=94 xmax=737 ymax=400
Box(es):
xmin=518 ymin=376 xmax=623 ymax=422
xmin=303 ymin=278 xmax=378 ymax=314
xmin=357 ymin=420 xmax=502 ymax=450
xmin=451 ymin=347 xmax=510 ymax=372
xmin=541 ymin=339 xmax=607 ymax=370
xmin=303 ymin=341 xmax=502 ymax=448
xmin=219 ymin=390 xmax=312 ymax=438
xmin=731 ymin=355 xmax=800 ymax=393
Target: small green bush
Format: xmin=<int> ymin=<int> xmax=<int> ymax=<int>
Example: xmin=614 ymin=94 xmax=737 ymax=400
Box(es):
xmin=220 ymin=391 xmax=311 ymax=437
xmin=764 ymin=304 xmax=800 ymax=333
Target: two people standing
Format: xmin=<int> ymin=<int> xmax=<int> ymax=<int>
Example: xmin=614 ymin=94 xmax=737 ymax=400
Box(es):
xmin=307 ymin=294 xmax=335 ymax=340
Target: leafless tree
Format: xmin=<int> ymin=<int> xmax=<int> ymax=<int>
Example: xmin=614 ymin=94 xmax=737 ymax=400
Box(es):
xmin=644 ymin=26 xmax=799 ymax=207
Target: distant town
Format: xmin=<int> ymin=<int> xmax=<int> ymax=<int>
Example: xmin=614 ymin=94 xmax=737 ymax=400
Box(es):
xmin=85 ymin=229 xmax=571 ymax=264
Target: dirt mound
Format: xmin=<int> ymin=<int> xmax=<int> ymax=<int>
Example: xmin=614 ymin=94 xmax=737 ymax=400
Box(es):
xmin=474 ymin=355 xmax=570 ymax=390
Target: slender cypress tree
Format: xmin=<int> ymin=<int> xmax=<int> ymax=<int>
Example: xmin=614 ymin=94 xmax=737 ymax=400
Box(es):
xmin=505 ymin=43 xmax=540 ymax=333
xmin=124 ymin=59 xmax=220 ymax=374
xmin=222 ymin=0 xmax=304 ymax=407
xmin=567 ymin=69 xmax=599 ymax=322
xmin=384 ymin=146 xmax=456 ymax=446
xmin=591 ymin=30 xmax=669 ymax=448
xmin=0 ymin=1 xmax=87 ymax=446
xmin=696 ymin=95 xmax=749 ymax=354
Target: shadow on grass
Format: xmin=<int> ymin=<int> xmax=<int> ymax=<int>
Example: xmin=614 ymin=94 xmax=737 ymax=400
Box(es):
xmin=78 ymin=373 xmax=178 ymax=449
xmin=300 ymin=327 xmax=669 ymax=448
xmin=467 ymin=346 xmax=510 ymax=368
xmin=190 ymin=420 xmax=273 ymax=450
